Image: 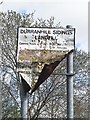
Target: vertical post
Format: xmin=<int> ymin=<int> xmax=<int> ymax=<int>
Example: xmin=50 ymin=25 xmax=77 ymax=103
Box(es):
xmin=20 ymin=75 xmax=28 ymax=119
xmin=88 ymin=53 xmax=90 ymax=119
xmin=67 ymin=51 xmax=73 ymax=119
xmin=0 ymin=25 xmax=3 ymax=120
xmin=88 ymin=2 xmax=90 ymax=119
xmin=0 ymin=74 xmax=2 ymax=120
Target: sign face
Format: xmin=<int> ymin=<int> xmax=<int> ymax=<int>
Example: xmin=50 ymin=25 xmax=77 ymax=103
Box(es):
xmin=17 ymin=27 xmax=75 ymax=88
xmin=18 ymin=27 xmax=74 ymax=50
xmin=17 ymin=27 xmax=74 ymax=64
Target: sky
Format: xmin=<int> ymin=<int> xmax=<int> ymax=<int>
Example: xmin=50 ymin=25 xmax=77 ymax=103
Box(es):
xmin=0 ymin=0 xmax=88 ymax=52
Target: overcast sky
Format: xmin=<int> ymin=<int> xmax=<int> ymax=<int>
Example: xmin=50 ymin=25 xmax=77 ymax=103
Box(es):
xmin=0 ymin=0 xmax=88 ymax=52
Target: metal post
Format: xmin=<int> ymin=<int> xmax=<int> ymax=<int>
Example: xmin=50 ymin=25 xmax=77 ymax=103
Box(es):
xmin=88 ymin=54 xmax=90 ymax=120
xmin=88 ymin=2 xmax=90 ymax=119
xmin=20 ymin=75 xmax=28 ymax=119
xmin=0 ymin=25 xmax=3 ymax=120
xmin=0 ymin=73 xmax=2 ymax=120
xmin=67 ymin=51 xmax=73 ymax=119
xmin=0 ymin=39 xmax=1 ymax=120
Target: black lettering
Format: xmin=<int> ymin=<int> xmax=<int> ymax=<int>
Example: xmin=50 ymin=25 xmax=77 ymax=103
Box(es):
xmin=38 ymin=35 xmax=41 ymax=39
xmin=43 ymin=30 xmax=47 ymax=34
xmin=61 ymin=31 xmax=66 ymax=34
xmin=47 ymin=35 xmax=50 ymax=40
xmin=35 ymin=35 xmax=37 ymax=40
xmin=51 ymin=36 xmax=54 ymax=40
xmin=67 ymin=31 xmax=73 ymax=35
xmin=48 ymin=30 xmax=51 ymax=34
xmin=53 ymin=30 xmax=73 ymax=35
xmin=40 ymin=36 xmax=45 ymax=40
xmin=20 ymin=29 xmax=24 ymax=33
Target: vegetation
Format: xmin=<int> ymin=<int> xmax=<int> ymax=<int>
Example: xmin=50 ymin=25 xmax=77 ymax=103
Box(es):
xmin=0 ymin=10 xmax=88 ymax=119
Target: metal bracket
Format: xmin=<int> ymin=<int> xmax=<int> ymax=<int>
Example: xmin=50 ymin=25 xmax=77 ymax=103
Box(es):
xmin=65 ymin=73 xmax=75 ymax=76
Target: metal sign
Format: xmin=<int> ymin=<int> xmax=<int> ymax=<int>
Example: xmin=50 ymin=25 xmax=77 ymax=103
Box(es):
xmin=17 ymin=27 xmax=74 ymax=64
xmin=17 ymin=27 xmax=75 ymax=88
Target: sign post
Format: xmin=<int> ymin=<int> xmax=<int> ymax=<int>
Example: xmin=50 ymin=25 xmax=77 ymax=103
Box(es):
xmin=67 ymin=51 xmax=74 ymax=119
xmin=20 ymin=74 xmax=28 ymax=119
xmin=67 ymin=27 xmax=75 ymax=119
xmin=88 ymin=2 xmax=90 ymax=119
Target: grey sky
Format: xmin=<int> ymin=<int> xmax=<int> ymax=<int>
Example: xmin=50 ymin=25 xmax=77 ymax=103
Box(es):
xmin=0 ymin=0 xmax=88 ymax=52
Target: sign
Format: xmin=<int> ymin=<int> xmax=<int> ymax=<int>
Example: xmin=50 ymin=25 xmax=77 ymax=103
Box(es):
xmin=17 ymin=27 xmax=74 ymax=64
xmin=17 ymin=27 xmax=75 ymax=89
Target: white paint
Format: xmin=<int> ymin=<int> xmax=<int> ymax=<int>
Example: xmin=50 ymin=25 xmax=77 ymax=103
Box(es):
xmin=18 ymin=27 xmax=74 ymax=52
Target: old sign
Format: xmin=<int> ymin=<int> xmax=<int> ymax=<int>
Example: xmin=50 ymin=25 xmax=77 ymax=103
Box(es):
xmin=17 ymin=27 xmax=75 ymax=90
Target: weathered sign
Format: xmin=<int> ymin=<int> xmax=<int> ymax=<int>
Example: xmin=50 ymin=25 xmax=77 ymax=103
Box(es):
xmin=17 ymin=27 xmax=75 ymax=90
xmin=17 ymin=27 xmax=74 ymax=63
